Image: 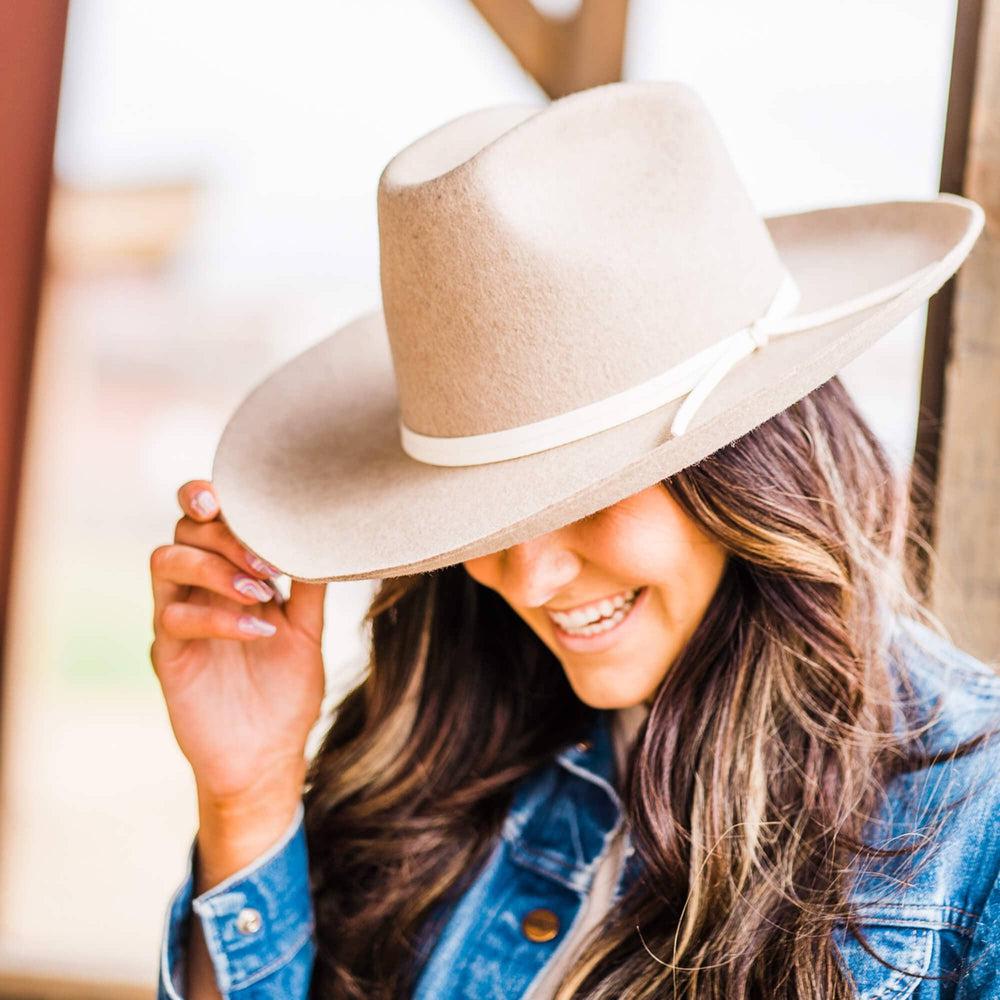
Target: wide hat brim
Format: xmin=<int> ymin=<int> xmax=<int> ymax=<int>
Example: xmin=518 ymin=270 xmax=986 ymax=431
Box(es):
xmin=212 ymin=195 xmax=982 ymax=582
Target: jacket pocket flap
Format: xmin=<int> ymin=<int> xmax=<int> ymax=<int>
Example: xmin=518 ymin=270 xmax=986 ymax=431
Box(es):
xmin=833 ymin=920 xmax=936 ymax=1000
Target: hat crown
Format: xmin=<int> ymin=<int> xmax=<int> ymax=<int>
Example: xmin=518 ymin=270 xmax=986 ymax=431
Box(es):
xmin=377 ymin=81 xmax=785 ymax=438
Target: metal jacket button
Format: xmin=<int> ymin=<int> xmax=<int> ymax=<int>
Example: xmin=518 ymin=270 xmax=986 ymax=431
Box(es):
xmin=522 ymin=907 xmax=560 ymax=942
xmin=235 ymin=907 xmax=263 ymax=934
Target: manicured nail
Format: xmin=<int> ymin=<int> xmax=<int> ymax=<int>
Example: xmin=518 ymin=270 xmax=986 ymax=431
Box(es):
xmin=233 ymin=574 xmax=274 ymax=602
xmin=191 ymin=490 xmax=219 ymax=518
xmin=244 ymin=550 xmax=280 ymax=575
xmin=238 ymin=614 xmax=276 ymax=636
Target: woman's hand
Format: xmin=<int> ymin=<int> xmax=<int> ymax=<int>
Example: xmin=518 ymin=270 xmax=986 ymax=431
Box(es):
xmin=150 ymin=480 xmax=328 ymax=816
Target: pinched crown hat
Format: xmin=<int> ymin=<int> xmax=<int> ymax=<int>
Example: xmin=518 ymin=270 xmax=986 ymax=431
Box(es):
xmin=212 ymin=80 xmax=984 ymax=582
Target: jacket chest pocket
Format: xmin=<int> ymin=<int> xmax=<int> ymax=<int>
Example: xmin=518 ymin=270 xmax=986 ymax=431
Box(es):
xmin=833 ymin=921 xmax=938 ymax=1000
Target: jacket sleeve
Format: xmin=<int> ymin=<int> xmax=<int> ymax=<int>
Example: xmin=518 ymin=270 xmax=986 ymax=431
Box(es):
xmin=157 ymin=801 xmax=315 ymax=1000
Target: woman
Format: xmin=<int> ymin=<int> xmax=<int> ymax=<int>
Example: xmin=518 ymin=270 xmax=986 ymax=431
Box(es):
xmin=151 ymin=82 xmax=1000 ymax=999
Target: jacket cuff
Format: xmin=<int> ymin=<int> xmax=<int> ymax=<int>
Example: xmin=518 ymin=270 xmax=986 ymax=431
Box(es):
xmin=159 ymin=838 xmax=197 ymax=1000
xmin=158 ymin=800 xmax=314 ymax=998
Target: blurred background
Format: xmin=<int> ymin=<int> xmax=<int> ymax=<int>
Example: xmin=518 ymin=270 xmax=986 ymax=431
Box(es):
xmin=0 ymin=0 xmax=997 ymax=996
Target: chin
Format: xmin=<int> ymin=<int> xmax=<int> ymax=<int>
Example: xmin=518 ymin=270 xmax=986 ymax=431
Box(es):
xmin=561 ymin=664 xmax=659 ymax=710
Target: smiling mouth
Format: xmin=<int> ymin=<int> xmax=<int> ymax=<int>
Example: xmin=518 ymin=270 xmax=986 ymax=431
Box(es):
xmin=546 ymin=586 xmax=644 ymax=636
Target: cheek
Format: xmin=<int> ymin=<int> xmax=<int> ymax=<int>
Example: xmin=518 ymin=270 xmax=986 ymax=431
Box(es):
xmin=462 ymin=556 xmax=496 ymax=590
xmin=664 ymin=537 xmax=727 ymax=621
xmin=602 ymin=515 xmax=725 ymax=623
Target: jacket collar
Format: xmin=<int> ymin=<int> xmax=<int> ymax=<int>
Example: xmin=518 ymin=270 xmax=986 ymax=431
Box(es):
xmin=555 ymin=708 xmax=622 ymax=805
xmin=501 ymin=708 xmax=624 ymax=896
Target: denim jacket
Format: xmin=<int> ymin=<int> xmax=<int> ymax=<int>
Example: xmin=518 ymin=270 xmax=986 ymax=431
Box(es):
xmin=158 ymin=617 xmax=1000 ymax=999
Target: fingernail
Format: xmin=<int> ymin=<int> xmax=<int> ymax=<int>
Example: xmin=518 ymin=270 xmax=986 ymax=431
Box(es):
xmin=244 ymin=550 xmax=280 ymax=575
xmin=238 ymin=614 xmax=276 ymax=636
xmin=191 ymin=490 xmax=219 ymax=518
xmin=233 ymin=574 xmax=274 ymax=602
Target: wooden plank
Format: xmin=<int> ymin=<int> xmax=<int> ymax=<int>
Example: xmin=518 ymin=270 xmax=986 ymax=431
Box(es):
xmin=910 ymin=0 xmax=984 ymax=592
xmin=0 ymin=1 xmax=71 ymax=984
xmin=0 ymin=972 xmax=150 ymax=1000
xmin=927 ymin=0 xmax=1000 ymax=662
xmin=0 ymin=3 xmax=69 ymax=743
xmin=469 ymin=0 xmax=630 ymax=98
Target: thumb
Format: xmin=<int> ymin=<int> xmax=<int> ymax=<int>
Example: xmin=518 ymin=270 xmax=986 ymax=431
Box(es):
xmin=285 ymin=579 xmax=328 ymax=641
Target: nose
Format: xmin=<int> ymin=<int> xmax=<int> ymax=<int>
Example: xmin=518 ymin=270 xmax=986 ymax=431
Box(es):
xmin=498 ymin=530 xmax=582 ymax=609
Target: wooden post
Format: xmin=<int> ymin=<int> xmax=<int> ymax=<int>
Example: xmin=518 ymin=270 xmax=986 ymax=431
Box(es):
xmin=469 ymin=0 xmax=630 ymax=99
xmin=910 ymin=0 xmax=983 ymax=592
xmin=919 ymin=0 xmax=1000 ymax=662
xmin=0 ymin=4 xmax=69 ymax=725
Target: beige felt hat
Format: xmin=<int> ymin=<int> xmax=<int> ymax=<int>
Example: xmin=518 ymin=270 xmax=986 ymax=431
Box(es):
xmin=211 ymin=80 xmax=984 ymax=583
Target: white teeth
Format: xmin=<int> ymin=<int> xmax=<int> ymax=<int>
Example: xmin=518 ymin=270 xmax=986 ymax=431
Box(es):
xmin=547 ymin=587 xmax=640 ymax=634
xmin=574 ymin=607 xmax=628 ymax=636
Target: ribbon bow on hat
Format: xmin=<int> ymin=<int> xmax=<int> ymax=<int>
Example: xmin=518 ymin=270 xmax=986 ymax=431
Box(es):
xmin=400 ymin=259 xmax=939 ymax=465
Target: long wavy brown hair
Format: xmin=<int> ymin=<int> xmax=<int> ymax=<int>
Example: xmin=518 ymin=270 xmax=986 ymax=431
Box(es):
xmin=303 ymin=377 xmax=998 ymax=999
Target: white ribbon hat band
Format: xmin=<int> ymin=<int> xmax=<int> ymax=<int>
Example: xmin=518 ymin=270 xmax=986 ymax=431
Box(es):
xmin=399 ymin=264 xmax=937 ymax=468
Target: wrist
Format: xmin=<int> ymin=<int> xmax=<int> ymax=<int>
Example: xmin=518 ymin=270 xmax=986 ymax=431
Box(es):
xmin=195 ymin=753 xmax=307 ymax=816
xmin=194 ymin=765 xmax=306 ymax=891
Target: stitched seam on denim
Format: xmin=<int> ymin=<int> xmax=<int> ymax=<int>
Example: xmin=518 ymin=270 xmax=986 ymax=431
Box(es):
xmin=554 ymin=756 xmax=621 ymax=809
xmin=857 ymin=901 xmax=980 ymax=921
xmin=936 ymin=903 xmax=979 ymax=920
xmin=507 ymin=788 xmax=620 ymax=876
xmin=508 ymin=850 xmax=589 ymax=894
xmin=228 ymin=920 xmax=314 ymax=991
xmin=195 ymin=905 xmax=232 ymax=994
xmin=509 ymin=830 xmax=609 ymax=884
xmin=864 ymin=924 xmax=935 ymax=1000
xmin=857 ymin=917 xmax=974 ymax=937
xmin=854 ymin=900 xmax=980 ymax=932
xmin=502 ymin=811 xmax=531 ymax=843
xmin=515 ymin=839 xmax=596 ymax=871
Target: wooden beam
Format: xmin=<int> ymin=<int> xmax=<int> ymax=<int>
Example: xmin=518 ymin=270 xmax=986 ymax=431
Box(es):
xmin=469 ymin=0 xmax=630 ymax=98
xmin=921 ymin=0 xmax=1000 ymax=661
xmin=910 ymin=0 xmax=984 ymax=592
xmin=0 ymin=2 xmax=69 ymax=739
xmin=0 ymin=972 xmax=149 ymax=1000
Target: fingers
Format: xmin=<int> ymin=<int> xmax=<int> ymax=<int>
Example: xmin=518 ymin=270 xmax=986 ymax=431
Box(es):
xmin=175 ymin=481 xmax=283 ymax=587
xmin=159 ymin=601 xmax=278 ymax=641
xmin=285 ymin=580 xmax=327 ymax=641
xmin=173 ymin=513 xmax=281 ymax=584
xmin=150 ymin=544 xmax=277 ymax=613
xmin=178 ymin=479 xmax=221 ymax=522
xmin=151 ymin=481 xmax=287 ymax=666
